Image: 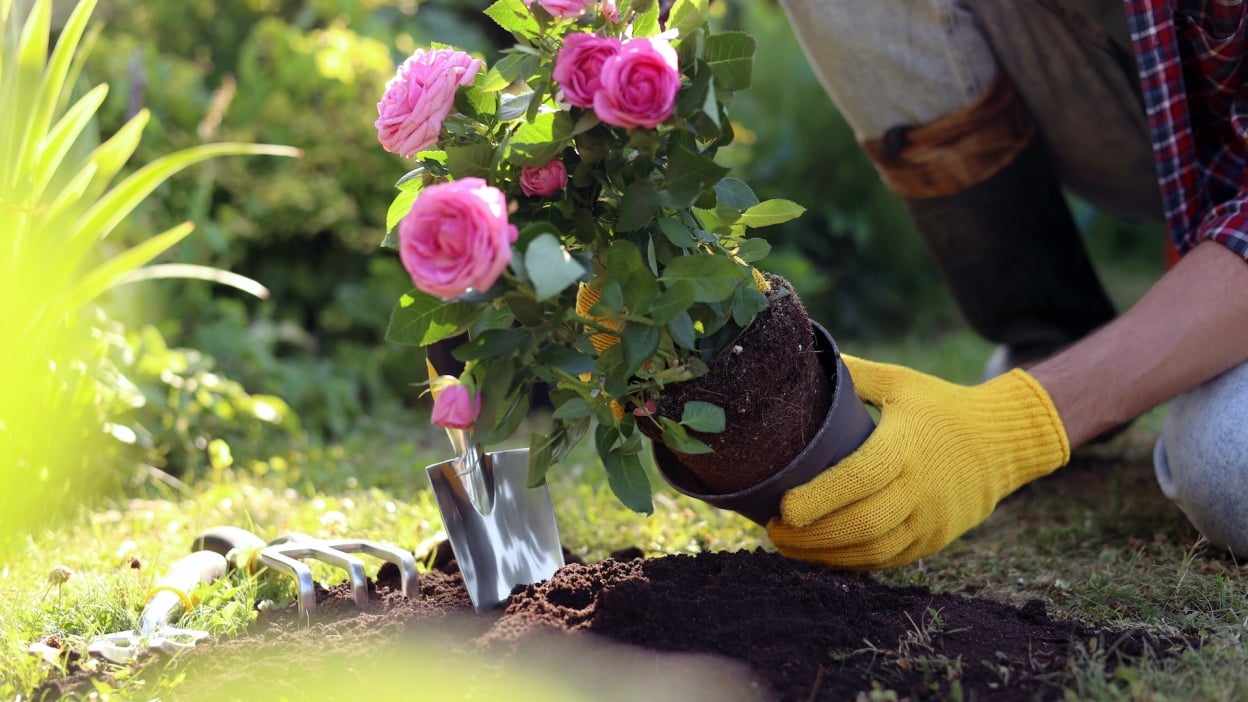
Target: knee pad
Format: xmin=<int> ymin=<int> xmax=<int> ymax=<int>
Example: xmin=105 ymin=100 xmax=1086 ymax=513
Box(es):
xmin=1154 ymin=362 xmax=1248 ymax=558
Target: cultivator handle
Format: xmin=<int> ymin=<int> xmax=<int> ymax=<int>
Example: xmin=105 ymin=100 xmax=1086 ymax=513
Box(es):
xmin=193 ymin=525 xmax=268 ymax=573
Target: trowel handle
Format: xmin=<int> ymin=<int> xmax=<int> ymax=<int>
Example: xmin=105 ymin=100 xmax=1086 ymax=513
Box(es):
xmin=192 ymin=526 xmax=268 ymax=574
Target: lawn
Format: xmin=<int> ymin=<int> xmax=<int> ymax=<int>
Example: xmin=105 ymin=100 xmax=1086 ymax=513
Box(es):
xmin=3 ymin=323 xmax=1247 ymax=701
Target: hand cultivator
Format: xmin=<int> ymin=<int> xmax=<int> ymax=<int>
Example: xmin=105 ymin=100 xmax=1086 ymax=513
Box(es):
xmin=193 ymin=526 xmax=419 ymax=618
xmin=87 ymin=551 xmax=228 ymax=663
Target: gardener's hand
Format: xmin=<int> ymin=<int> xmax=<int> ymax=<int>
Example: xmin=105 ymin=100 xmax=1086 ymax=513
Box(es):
xmin=766 ymin=355 xmax=1071 ymax=570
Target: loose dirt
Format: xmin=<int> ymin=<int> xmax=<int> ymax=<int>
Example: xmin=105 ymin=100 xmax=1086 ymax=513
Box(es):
xmin=148 ymin=546 xmax=1187 ymax=701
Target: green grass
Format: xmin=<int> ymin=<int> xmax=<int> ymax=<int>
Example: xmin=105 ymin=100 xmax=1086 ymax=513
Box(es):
xmin=6 ymin=266 xmax=1248 ymax=700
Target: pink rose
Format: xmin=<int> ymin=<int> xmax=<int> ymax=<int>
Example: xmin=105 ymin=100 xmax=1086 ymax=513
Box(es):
xmin=519 ymin=159 xmax=568 ymax=197
xmin=376 ymin=48 xmax=483 ymax=157
xmin=552 ymin=33 xmax=622 ymax=109
xmin=523 ymin=0 xmax=596 ymax=19
xmin=431 ymin=381 xmax=481 ymax=430
xmin=398 ymin=178 xmax=519 ymax=299
xmin=592 ymin=37 xmax=681 ymax=129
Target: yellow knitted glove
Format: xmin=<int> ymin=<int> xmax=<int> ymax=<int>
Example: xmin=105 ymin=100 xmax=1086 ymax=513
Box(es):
xmin=574 ymin=283 xmax=622 ymax=354
xmin=767 ymin=355 xmax=1070 ymax=570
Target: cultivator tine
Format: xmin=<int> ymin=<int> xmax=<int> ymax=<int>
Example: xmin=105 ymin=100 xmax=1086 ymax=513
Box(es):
xmin=320 ymin=539 xmax=419 ymax=600
xmin=258 ymin=535 xmax=369 ymax=616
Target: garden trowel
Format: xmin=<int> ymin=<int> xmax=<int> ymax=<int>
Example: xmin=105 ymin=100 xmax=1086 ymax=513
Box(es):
xmin=425 ymin=358 xmax=564 ymax=611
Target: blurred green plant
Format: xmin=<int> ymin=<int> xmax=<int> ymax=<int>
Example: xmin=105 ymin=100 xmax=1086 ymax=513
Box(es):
xmin=80 ymin=4 xmax=482 ymax=434
xmin=0 ymin=0 xmax=297 ymax=555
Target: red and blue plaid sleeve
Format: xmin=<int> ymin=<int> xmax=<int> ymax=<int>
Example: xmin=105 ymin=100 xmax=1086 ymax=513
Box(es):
xmin=1126 ymin=0 xmax=1248 ymax=261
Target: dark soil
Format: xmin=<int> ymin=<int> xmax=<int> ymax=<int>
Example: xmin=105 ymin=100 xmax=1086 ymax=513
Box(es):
xmin=39 ymin=546 xmax=1187 ymax=701
xmin=642 ymin=274 xmax=834 ymax=493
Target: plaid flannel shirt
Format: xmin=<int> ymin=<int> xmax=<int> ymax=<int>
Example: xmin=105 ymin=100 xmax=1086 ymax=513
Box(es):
xmin=1127 ymin=0 xmax=1248 ymax=260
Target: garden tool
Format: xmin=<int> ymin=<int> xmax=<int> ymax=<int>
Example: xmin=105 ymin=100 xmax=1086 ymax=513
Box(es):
xmin=87 ymin=550 xmax=227 ymax=663
xmin=424 ymin=352 xmax=565 ymax=611
xmin=192 ymin=525 xmax=419 ymax=618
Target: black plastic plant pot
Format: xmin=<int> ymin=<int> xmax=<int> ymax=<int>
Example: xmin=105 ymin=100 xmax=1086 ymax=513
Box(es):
xmin=653 ymin=321 xmax=877 ymax=527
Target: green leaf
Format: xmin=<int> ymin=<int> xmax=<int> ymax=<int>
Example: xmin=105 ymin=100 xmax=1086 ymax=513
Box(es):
xmin=385 ymin=188 xmax=419 ymax=233
xmin=481 ymin=52 xmax=536 ymax=92
xmin=615 ymin=180 xmax=657 ymax=232
xmin=396 ymin=166 xmax=426 ymax=190
xmin=619 ymin=322 xmax=660 ymax=378
xmin=734 ymin=237 xmax=771 ymax=263
xmin=681 ymin=401 xmax=725 ymax=433
xmin=704 ymin=32 xmax=755 ymax=91
xmin=445 ymin=143 xmax=495 ymax=179
xmin=497 ymin=91 xmax=534 ymax=121
xmin=597 ymin=423 xmax=653 ymax=513
xmin=607 ymin=240 xmax=646 ymax=282
xmin=714 ymin=177 xmax=759 ymax=210
xmin=659 ymin=145 xmax=730 ymax=209
xmin=455 ymin=82 xmax=497 ymax=124
xmin=657 ymin=417 xmax=713 ymax=454
xmin=661 ymin=254 xmax=747 ymax=303
xmin=451 ymin=328 xmax=525 ymax=361
xmin=510 ymin=111 xmax=573 ymax=166
xmin=668 ymin=0 xmax=709 ymax=38
xmin=525 ymin=233 xmax=588 ymax=301
xmin=385 ymin=292 xmax=476 ymax=345
xmin=658 ymin=217 xmax=696 ymax=247
xmin=732 ymin=285 xmax=769 ymax=326
xmin=629 ymin=0 xmax=661 ymax=38
xmin=667 ymin=312 xmax=696 ymax=350
xmin=551 ymin=397 xmax=591 ymax=419
xmin=738 ymin=199 xmax=807 ymax=228
xmin=484 ymin=0 xmax=543 ymax=42
xmin=649 ymin=282 xmax=696 ymax=324
xmin=537 ymin=346 xmax=596 ymax=375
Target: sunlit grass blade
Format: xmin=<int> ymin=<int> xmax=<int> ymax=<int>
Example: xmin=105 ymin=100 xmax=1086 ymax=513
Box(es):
xmin=113 ymin=263 xmax=271 ymax=299
xmin=63 ymin=221 xmax=196 ymax=306
xmin=26 ymin=82 xmax=107 ymax=199
xmin=61 ymin=143 xmax=301 ymax=280
xmin=77 ymin=109 xmax=148 ymax=200
xmin=0 ymin=0 xmax=49 ymax=192
xmin=20 ymin=0 xmax=97 ymax=187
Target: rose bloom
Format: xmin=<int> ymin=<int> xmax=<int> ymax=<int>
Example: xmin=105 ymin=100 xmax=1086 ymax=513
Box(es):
xmin=523 ymin=0 xmax=596 ymax=19
xmin=519 ymin=159 xmax=568 ymax=197
xmin=398 ymin=178 xmax=519 ymax=299
xmin=431 ymin=381 xmax=481 ymax=430
xmin=376 ymin=48 xmax=483 ymax=157
xmin=593 ymin=37 xmax=681 ymax=129
xmin=552 ymin=33 xmax=622 ymax=109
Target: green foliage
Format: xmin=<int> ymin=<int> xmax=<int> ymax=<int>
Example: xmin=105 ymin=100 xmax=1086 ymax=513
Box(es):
xmin=80 ymin=5 xmax=457 ymax=434
xmin=0 ymin=0 xmax=295 ymax=555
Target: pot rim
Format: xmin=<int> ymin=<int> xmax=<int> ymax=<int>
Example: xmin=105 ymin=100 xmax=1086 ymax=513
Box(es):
xmin=652 ymin=320 xmax=876 ymax=526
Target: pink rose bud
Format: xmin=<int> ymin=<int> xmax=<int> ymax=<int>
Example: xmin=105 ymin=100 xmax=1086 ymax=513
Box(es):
xmin=552 ymin=33 xmax=623 ymax=109
xmin=376 ymin=48 xmax=483 ymax=157
xmin=593 ymin=37 xmax=681 ymax=129
xmin=519 ymin=159 xmax=568 ymax=197
xmin=523 ymin=0 xmax=598 ymax=19
xmin=600 ymin=0 xmax=619 ymax=23
xmin=431 ymin=381 xmax=481 ymax=430
xmin=398 ymin=178 xmax=519 ymax=299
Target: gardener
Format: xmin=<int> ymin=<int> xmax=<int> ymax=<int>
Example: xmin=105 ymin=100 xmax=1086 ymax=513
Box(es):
xmin=766 ymin=0 xmax=1248 ymax=568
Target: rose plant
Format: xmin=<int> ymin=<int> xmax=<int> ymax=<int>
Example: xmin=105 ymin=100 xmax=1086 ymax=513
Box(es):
xmin=376 ymin=0 xmax=804 ymax=512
